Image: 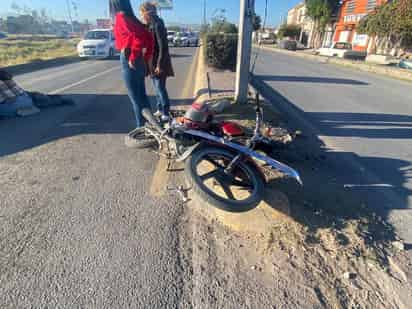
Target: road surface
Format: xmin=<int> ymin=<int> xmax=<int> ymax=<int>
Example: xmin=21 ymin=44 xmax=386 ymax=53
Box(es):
xmin=252 ymin=49 xmax=412 ymax=241
xmin=0 ymin=48 xmax=197 ymax=308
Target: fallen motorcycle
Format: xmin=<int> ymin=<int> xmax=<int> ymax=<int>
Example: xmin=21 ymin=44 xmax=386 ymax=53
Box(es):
xmin=138 ymin=95 xmax=302 ymax=212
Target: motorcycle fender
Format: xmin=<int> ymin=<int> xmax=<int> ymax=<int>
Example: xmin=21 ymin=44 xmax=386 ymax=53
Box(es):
xmin=184 ymin=129 xmax=303 ymax=185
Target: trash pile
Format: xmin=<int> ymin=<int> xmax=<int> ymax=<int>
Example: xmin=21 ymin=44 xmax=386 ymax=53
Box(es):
xmin=0 ymin=68 xmax=74 ymax=118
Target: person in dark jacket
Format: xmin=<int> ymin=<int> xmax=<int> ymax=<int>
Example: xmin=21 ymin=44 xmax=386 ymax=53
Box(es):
xmin=140 ymin=2 xmax=174 ymax=121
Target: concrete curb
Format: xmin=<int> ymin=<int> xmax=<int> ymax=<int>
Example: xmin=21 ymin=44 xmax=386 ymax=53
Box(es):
xmin=189 ymin=48 xmax=293 ymax=235
xmin=257 ymin=45 xmax=412 ymax=83
xmin=192 ymin=46 xmax=213 ymax=104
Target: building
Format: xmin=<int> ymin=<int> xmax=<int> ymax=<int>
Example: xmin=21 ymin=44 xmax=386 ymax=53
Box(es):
xmin=96 ymin=19 xmax=112 ymax=29
xmin=333 ymin=0 xmax=387 ymax=51
xmin=287 ymin=3 xmax=306 ymax=25
xmin=286 ymin=3 xmax=314 ymax=47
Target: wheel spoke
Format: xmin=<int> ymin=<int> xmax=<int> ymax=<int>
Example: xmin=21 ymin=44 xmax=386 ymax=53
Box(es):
xmin=204 ymin=155 xmax=225 ymax=169
xmin=216 ymin=180 xmax=236 ymax=200
xmin=231 ymin=179 xmax=252 ymax=188
xmin=200 ymin=169 xmax=220 ymax=181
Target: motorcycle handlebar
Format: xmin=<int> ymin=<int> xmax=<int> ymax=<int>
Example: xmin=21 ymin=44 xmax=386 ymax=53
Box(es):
xmin=142 ymin=108 xmax=163 ymax=133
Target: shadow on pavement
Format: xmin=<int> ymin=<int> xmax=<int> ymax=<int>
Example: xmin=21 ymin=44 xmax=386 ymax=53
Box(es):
xmin=170 ymin=53 xmax=193 ymax=58
xmin=257 ymin=74 xmax=369 ymax=85
xmin=0 ymin=93 xmax=190 ymax=158
xmin=313 ymin=112 xmax=412 ymax=139
xmin=251 ymin=74 xmax=410 ymax=243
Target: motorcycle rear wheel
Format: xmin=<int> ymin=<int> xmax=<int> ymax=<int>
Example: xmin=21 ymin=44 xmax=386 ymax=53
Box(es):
xmin=185 ymin=147 xmax=265 ymax=212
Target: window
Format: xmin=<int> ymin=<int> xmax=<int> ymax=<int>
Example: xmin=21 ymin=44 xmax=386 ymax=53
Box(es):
xmin=84 ymin=31 xmax=109 ymax=40
xmin=346 ymin=0 xmax=356 ymax=14
xmin=367 ymin=0 xmax=377 ymax=11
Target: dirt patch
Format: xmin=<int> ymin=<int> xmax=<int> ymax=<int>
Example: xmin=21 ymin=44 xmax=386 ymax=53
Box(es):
xmin=181 ymin=99 xmax=412 ymax=308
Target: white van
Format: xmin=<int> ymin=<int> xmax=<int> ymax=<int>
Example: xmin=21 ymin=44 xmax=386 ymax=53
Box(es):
xmin=77 ymin=29 xmax=117 ymax=59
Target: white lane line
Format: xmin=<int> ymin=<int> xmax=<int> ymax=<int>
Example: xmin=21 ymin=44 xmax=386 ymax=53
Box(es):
xmin=49 ymin=66 xmax=120 ymax=95
xmin=344 ymin=184 xmax=395 ymax=188
xmin=17 ymin=60 xmax=102 ymax=87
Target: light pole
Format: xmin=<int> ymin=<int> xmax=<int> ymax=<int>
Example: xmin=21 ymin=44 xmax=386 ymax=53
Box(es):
xmin=65 ymin=0 xmax=74 ymax=33
xmin=235 ymin=0 xmax=255 ymax=104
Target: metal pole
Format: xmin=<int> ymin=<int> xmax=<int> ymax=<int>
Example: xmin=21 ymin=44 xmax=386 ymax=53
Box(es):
xmin=203 ymin=0 xmax=207 ymax=27
xmin=66 ymin=0 xmax=74 ymax=33
xmin=235 ymin=0 xmax=255 ymax=104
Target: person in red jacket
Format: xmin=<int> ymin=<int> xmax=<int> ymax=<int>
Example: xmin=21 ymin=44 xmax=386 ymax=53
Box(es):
xmin=110 ymin=0 xmax=154 ymax=145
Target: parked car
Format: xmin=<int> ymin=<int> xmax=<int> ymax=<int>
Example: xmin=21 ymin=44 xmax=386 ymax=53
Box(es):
xmin=173 ymin=32 xmax=198 ymax=47
xmin=0 ymin=32 xmax=7 ymax=40
xmin=257 ymin=33 xmax=276 ymax=45
xmin=167 ymin=31 xmax=176 ymax=46
xmin=278 ymin=40 xmax=297 ymax=51
xmin=317 ymin=42 xmax=367 ymax=59
xmin=77 ymin=29 xmax=117 ymax=59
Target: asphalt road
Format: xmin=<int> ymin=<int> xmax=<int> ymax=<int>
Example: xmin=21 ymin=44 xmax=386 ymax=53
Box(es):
xmin=0 ymin=48 xmax=197 ymax=308
xmin=252 ymin=49 xmax=412 ymax=241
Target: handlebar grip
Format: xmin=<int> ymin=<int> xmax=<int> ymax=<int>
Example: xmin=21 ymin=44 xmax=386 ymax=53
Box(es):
xmin=142 ymin=108 xmax=163 ymax=132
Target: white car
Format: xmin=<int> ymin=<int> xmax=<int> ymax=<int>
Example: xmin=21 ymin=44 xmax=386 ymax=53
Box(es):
xmin=173 ymin=32 xmax=198 ymax=47
xmin=167 ymin=31 xmax=176 ymax=46
xmin=77 ymin=29 xmax=117 ymax=59
xmin=317 ymin=42 xmax=366 ymax=59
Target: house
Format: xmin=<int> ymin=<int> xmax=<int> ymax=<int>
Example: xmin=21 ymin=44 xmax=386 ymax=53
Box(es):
xmin=286 ymin=2 xmax=314 ymax=47
xmin=333 ymin=0 xmax=387 ymax=51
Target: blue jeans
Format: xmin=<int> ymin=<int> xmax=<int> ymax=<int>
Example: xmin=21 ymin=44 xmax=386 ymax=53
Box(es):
xmin=120 ymin=53 xmax=150 ymax=128
xmin=0 ymin=94 xmax=35 ymax=117
xmin=151 ymin=76 xmax=170 ymax=116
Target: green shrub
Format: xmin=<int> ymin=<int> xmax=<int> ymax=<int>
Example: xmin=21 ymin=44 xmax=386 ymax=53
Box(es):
xmin=204 ymin=33 xmax=238 ymax=71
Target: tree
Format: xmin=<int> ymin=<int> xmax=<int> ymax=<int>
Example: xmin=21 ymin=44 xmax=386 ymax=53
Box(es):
xmin=278 ymin=24 xmax=301 ymax=39
xmin=210 ymin=18 xmax=238 ymax=34
xmin=357 ymin=0 xmax=412 ymax=54
xmin=253 ymin=14 xmax=262 ymax=31
xmin=305 ymin=0 xmax=340 ymax=48
xmin=167 ymin=25 xmax=181 ymax=32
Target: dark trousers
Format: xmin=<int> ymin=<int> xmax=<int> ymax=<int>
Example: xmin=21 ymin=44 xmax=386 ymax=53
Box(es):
xmin=120 ymin=53 xmax=150 ymax=128
xmin=151 ymin=75 xmax=170 ymax=116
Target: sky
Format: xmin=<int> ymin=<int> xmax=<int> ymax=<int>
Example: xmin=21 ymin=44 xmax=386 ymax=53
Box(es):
xmin=0 ymin=0 xmax=302 ymax=27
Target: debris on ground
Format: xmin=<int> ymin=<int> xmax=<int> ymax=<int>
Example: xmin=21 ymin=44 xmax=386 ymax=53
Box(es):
xmin=179 ymin=97 xmax=412 ymax=308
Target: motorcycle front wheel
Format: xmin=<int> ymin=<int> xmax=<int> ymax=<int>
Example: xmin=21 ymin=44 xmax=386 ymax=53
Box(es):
xmin=185 ymin=147 xmax=265 ymax=212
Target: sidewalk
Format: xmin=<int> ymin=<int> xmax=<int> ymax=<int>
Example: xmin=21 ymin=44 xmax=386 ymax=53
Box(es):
xmin=257 ymin=45 xmax=412 ymax=83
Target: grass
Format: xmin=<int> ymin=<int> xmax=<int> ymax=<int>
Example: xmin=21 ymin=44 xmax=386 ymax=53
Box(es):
xmin=0 ymin=35 xmax=79 ymax=67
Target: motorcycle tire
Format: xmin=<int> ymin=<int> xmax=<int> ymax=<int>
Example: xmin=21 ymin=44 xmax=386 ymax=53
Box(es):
xmin=185 ymin=147 xmax=265 ymax=212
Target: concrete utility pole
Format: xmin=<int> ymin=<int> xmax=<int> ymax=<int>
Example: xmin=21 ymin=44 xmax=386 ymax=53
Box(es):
xmin=235 ymin=0 xmax=255 ymax=104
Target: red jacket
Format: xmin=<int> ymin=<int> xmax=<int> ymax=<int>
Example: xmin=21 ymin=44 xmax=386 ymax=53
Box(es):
xmin=114 ymin=13 xmax=154 ymax=63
